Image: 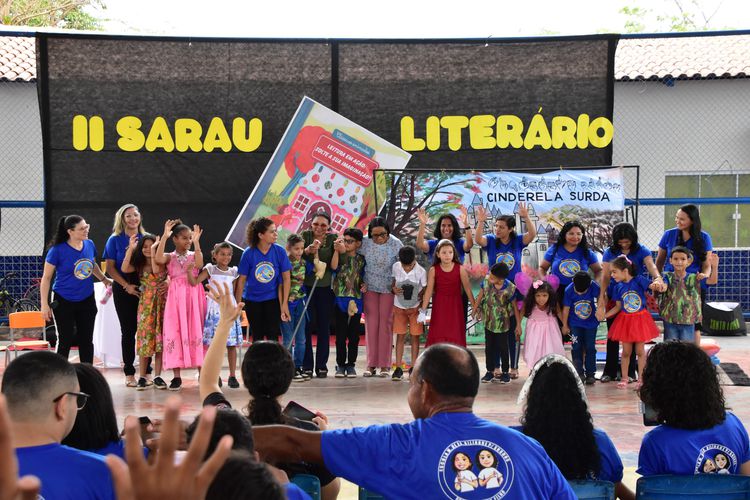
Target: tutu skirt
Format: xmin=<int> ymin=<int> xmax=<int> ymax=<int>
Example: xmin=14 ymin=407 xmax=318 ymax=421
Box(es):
xmin=608 ymin=309 xmax=659 ymax=343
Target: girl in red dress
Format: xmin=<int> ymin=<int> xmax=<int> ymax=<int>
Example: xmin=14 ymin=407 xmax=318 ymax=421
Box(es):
xmin=420 ymin=239 xmax=476 ymax=347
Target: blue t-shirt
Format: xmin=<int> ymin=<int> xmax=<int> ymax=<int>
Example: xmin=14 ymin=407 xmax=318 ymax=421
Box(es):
xmin=238 ymin=244 xmax=292 ymax=302
xmin=427 ymin=238 xmax=467 ymax=264
xmin=45 ymin=240 xmax=97 ymax=302
xmin=322 ymin=412 xmax=575 ymax=500
xmin=612 ymin=276 xmax=652 ymax=314
xmin=16 ymin=443 xmax=116 ymax=500
xmin=638 ymin=412 xmax=750 ymax=476
xmin=510 ymin=426 xmax=623 ymax=483
xmin=658 ymin=228 xmax=713 ymax=275
xmin=602 ymin=244 xmax=652 ymax=277
xmin=543 ymin=244 xmax=599 ymax=287
xmin=484 ymin=234 xmax=527 ymax=281
xmin=563 ymin=281 xmax=601 ymax=329
xmin=285 ymin=483 xmax=313 ymax=500
xmin=103 ymin=232 xmax=140 ymax=275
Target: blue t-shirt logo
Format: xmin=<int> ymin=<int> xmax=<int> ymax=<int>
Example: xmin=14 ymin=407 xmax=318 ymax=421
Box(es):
xmin=438 ymin=439 xmax=515 ymax=499
xmin=622 ymin=291 xmax=642 ymax=313
xmin=495 ymin=253 xmax=515 ymax=270
xmin=695 ymin=444 xmax=737 ymax=474
xmin=574 ymin=301 xmax=592 ymax=320
xmin=73 ymin=259 xmax=94 ymax=280
xmin=559 ymin=259 xmax=581 ymax=278
xmin=254 ymin=262 xmax=275 ymax=284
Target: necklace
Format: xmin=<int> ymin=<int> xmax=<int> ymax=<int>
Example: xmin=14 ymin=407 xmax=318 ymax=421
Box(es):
xmin=175 ymin=251 xmax=189 ymax=267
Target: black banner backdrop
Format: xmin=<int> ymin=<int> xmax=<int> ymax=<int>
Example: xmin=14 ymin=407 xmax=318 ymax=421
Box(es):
xmin=37 ymin=34 xmax=617 ymax=253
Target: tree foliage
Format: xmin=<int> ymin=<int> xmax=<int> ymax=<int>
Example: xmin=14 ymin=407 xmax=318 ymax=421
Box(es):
xmin=619 ymin=0 xmax=728 ymax=33
xmin=0 ymin=0 xmax=103 ymax=30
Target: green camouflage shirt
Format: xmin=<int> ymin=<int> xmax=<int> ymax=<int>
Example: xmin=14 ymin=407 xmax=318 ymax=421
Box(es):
xmin=332 ymin=254 xmax=365 ymax=299
xmin=479 ymin=279 xmax=516 ymax=333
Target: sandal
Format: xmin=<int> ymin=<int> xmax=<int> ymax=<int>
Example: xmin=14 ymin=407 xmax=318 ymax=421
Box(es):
xmin=125 ymin=377 xmax=138 ymax=388
xmin=510 ymin=369 xmax=519 ymax=380
xmin=616 ymin=381 xmax=628 ymax=389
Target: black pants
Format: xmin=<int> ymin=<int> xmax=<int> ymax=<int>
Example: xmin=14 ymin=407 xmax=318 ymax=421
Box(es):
xmin=245 ymin=299 xmax=281 ymax=342
xmin=495 ymin=315 xmax=519 ymax=370
xmin=603 ymin=315 xmax=637 ymax=379
xmin=486 ymin=329 xmax=510 ymax=373
xmin=304 ymin=287 xmax=334 ymax=372
xmin=53 ymin=293 xmax=97 ymax=363
xmin=334 ymin=307 xmax=360 ymax=368
xmin=112 ymin=282 xmax=139 ymax=376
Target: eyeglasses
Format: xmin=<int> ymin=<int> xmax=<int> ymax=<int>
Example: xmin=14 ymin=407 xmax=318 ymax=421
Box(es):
xmin=371 ymin=231 xmax=388 ymax=238
xmin=343 ymin=238 xmax=356 ymax=244
xmin=53 ymin=391 xmax=90 ymax=410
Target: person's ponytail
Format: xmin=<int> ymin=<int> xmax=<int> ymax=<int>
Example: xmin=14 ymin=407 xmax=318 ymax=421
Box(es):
xmin=48 ymin=215 xmax=83 ymax=249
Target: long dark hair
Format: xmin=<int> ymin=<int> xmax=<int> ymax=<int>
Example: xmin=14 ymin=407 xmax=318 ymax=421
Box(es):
xmin=62 ymin=363 xmax=120 ymax=451
xmin=241 ymin=341 xmax=294 ymax=425
xmin=130 ymin=233 xmax=158 ymax=273
xmin=245 ymin=218 xmax=274 ymax=248
xmin=640 ymin=342 xmax=727 ymax=429
xmin=48 ymin=215 xmax=84 ymax=248
xmin=677 ymin=204 xmax=706 ymax=263
xmin=554 ymin=221 xmax=590 ymax=254
xmin=495 ymin=215 xmax=518 ymax=249
xmin=609 ymin=222 xmax=641 ymax=255
xmin=520 ymin=362 xmax=601 ymax=479
xmin=433 ymin=213 xmax=462 ymax=245
xmin=522 ymin=281 xmax=558 ymax=317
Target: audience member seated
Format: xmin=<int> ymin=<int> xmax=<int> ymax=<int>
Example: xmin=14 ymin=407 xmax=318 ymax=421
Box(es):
xmin=0 ymin=351 xmax=116 ymax=500
xmin=199 ymin=283 xmax=340 ymax=500
xmin=205 ymin=450 xmax=285 ymax=500
xmin=638 ymin=341 xmax=750 ymax=476
xmin=254 ymin=345 xmax=576 ymax=498
xmin=62 ymin=363 xmax=149 ymax=459
xmin=515 ymin=354 xmax=634 ymax=500
xmin=187 ymin=408 xmax=308 ymax=500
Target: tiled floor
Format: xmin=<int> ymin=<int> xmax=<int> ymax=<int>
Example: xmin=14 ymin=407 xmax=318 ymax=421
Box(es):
xmin=24 ymin=334 xmax=750 ymax=497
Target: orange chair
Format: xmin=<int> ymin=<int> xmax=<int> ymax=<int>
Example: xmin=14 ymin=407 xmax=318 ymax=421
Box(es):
xmin=0 ymin=311 xmax=50 ymax=366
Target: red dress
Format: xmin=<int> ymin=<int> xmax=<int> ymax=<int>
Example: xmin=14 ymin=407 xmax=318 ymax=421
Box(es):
xmin=426 ymin=263 xmax=466 ymax=347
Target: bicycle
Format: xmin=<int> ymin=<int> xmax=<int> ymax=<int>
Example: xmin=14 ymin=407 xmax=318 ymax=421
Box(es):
xmin=0 ymin=272 xmax=40 ymax=319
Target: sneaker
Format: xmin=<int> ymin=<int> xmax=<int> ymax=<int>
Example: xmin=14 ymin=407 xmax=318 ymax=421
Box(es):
xmin=169 ymin=378 xmax=182 ymax=391
xmin=481 ymin=372 xmax=493 ymax=383
xmin=585 ymin=376 xmax=596 ymax=385
xmin=293 ymin=369 xmax=305 ymax=382
xmin=392 ymin=367 xmax=404 ymax=381
xmin=500 ymin=373 xmax=511 ymax=384
xmin=316 ymin=369 xmax=328 ymax=379
xmin=346 ymin=366 xmax=357 ymax=378
xmin=302 ymin=370 xmax=313 ymax=380
xmin=628 ymin=376 xmax=637 ymax=384
xmin=378 ymin=368 xmax=389 ymax=378
xmin=136 ymin=377 xmax=148 ymax=391
xmin=335 ymin=366 xmax=346 ymax=378
xmin=228 ymin=376 xmax=240 ymax=388
xmin=153 ymin=377 xmax=167 ymax=390
xmin=600 ymin=375 xmax=612 ymax=383
xmin=363 ymin=367 xmax=376 ymax=378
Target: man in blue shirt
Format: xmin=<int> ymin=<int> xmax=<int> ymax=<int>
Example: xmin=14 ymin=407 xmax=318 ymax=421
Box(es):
xmin=253 ymin=343 xmax=575 ymax=499
xmin=1 ymin=351 xmax=116 ymax=500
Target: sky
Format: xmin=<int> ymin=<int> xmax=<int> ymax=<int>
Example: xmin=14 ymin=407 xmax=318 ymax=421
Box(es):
xmin=93 ymin=0 xmax=750 ymax=38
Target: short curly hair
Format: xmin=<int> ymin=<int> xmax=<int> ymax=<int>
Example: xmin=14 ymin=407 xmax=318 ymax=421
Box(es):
xmin=639 ymin=342 xmax=727 ymax=429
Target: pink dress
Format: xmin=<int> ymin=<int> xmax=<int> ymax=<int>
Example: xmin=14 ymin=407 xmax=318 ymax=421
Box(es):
xmin=523 ymin=305 xmax=564 ymax=370
xmin=162 ymin=251 xmax=206 ymax=369
xmin=426 ymin=263 xmax=466 ymax=347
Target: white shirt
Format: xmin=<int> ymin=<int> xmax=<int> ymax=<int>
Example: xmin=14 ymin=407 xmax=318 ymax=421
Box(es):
xmin=392 ymin=262 xmax=427 ymax=309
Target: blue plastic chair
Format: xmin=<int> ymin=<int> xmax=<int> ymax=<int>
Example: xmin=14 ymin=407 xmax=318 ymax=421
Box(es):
xmin=568 ymin=479 xmax=615 ymax=499
xmin=291 ymin=474 xmax=321 ymax=500
xmin=358 ymin=486 xmax=385 ymax=499
xmin=636 ymin=474 xmax=750 ymax=499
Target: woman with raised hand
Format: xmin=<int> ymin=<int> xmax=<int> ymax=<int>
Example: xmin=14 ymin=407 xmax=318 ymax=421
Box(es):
xmin=416 ymin=206 xmax=473 ymax=263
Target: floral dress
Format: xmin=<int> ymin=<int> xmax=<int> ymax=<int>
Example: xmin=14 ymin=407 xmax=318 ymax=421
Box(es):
xmin=136 ymin=269 xmax=167 ymax=357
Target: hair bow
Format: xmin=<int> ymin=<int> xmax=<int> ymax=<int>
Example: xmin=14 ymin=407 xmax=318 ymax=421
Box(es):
xmin=618 ymin=254 xmax=632 ymax=264
xmin=532 ymin=280 xmax=544 ymax=289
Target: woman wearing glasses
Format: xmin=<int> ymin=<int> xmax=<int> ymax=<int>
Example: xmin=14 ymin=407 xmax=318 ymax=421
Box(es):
xmin=41 ymin=215 xmax=111 ymax=364
xmin=300 ymin=212 xmax=339 ymax=379
xmin=357 ymin=217 xmax=403 ymax=377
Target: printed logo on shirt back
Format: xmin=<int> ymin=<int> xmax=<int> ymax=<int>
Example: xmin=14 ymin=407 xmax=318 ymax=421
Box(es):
xmin=254 ymin=262 xmax=275 ymax=284
xmin=559 ymin=259 xmax=581 ymax=278
xmin=495 ymin=253 xmax=515 ymax=271
xmin=694 ymin=444 xmax=737 ymax=475
xmin=73 ymin=259 xmax=94 ymax=280
xmin=437 ymin=439 xmax=515 ymax=499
